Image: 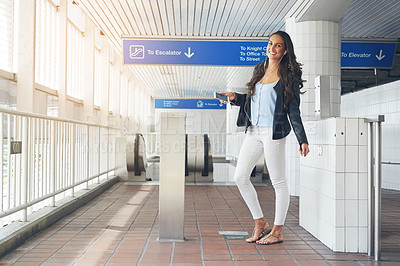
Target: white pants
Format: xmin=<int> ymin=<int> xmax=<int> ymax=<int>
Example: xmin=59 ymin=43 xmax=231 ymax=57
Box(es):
xmin=234 ymin=126 xmax=289 ymax=225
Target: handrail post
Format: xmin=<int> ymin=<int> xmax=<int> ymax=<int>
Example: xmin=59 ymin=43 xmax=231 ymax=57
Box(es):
xmin=367 ymin=122 xmax=374 ymax=256
xmin=107 ymin=128 xmax=109 ymax=179
xmin=71 ymin=124 xmax=76 ymax=197
xmin=0 ymin=114 xmax=3 ymax=212
xmin=98 ymin=127 xmax=100 ymax=183
xmin=51 ymin=121 xmax=57 ymax=207
xmin=86 ymin=125 xmax=89 ymax=189
xmin=21 ymin=117 xmax=28 ymax=222
xmin=374 ymin=115 xmax=384 ymax=261
xmin=366 ymin=115 xmax=384 ymax=261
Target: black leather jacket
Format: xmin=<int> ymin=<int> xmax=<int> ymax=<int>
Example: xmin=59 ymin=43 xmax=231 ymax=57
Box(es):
xmin=231 ymin=79 xmax=308 ymax=146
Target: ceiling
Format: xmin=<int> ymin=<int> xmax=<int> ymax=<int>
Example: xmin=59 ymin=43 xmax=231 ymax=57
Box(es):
xmin=76 ymin=0 xmax=400 ymax=97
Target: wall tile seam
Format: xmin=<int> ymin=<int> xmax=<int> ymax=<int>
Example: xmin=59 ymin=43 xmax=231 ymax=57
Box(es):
xmin=300 ymin=165 xmax=340 ymax=172
xmin=299 ymin=188 xmax=341 ymax=200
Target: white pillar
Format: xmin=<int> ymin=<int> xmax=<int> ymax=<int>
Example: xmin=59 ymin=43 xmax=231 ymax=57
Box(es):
xmin=285 ymin=18 xmax=342 ymax=196
xmin=57 ymin=0 xmax=68 ymax=118
xmin=16 ymin=0 xmax=35 ymax=112
xmin=83 ymin=16 xmax=95 ymax=122
xmin=284 ymin=0 xmax=352 ymax=197
xmin=286 ymin=18 xmax=341 ymax=121
xmin=100 ymin=39 xmax=110 ymax=126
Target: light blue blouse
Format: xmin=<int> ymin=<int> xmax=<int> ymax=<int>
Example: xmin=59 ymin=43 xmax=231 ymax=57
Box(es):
xmin=251 ymin=80 xmax=279 ymax=127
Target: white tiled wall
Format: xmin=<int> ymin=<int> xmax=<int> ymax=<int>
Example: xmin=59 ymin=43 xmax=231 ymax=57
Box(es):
xmin=300 ymin=117 xmax=368 ymax=252
xmin=341 ymin=80 xmax=400 ymax=190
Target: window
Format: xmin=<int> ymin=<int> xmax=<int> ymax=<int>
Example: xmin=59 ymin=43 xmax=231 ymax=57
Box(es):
xmin=0 ymin=0 xmax=17 ymax=73
xmin=35 ymin=0 xmax=59 ymax=90
xmin=94 ymin=48 xmax=102 ymax=107
xmin=66 ymin=22 xmax=84 ymax=99
xmin=108 ymin=48 xmax=120 ymax=113
xmin=120 ymin=69 xmax=128 ymax=116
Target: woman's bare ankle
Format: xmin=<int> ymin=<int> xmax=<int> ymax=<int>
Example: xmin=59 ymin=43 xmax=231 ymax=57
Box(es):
xmin=254 ymin=218 xmax=269 ymax=229
xmin=271 ymin=225 xmax=283 ymax=235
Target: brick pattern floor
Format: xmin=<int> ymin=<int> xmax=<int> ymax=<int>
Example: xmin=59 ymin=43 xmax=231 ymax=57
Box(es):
xmin=0 ymin=182 xmax=399 ymax=265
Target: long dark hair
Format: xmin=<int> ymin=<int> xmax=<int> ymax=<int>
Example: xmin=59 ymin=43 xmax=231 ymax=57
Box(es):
xmin=246 ymin=31 xmax=304 ymax=107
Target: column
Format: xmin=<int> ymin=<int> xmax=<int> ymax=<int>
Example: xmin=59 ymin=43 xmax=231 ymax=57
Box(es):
xmin=286 ymin=18 xmax=341 ymax=120
xmin=83 ymin=16 xmax=95 ymax=122
xmin=57 ymin=0 xmax=68 ymax=118
xmin=159 ymin=112 xmax=186 ymax=241
xmin=284 ymin=0 xmax=352 ymax=196
xmin=16 ymin=0 xmax=35 ymax=112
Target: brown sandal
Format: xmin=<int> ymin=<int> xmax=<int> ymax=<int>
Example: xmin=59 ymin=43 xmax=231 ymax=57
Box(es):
xmin=246 ymin=226 xmax=271 ymax=243
xmin=256 ymin=231 xmax=283 ymax=245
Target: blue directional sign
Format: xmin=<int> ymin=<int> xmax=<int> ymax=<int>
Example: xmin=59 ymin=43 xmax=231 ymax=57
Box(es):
xmin=155 ymin=99 xmax=226 ymax=109
xmin=341 ymin=42 xmax=396 ymax=68
xmin=123 ymin=39 xmax=267 ymax=66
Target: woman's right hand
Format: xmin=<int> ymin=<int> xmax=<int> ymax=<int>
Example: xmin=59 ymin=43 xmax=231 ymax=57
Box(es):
xmin=219 ymin=92 xmax=237 ymax=103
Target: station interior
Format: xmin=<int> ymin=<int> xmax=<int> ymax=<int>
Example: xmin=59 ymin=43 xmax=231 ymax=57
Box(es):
xmin=0 ymin=0 xmax=400 ymax=265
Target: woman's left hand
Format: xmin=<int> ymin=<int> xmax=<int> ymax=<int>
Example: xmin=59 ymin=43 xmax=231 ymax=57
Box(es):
xmin=299 ymin=143 xmax=309 ymax=157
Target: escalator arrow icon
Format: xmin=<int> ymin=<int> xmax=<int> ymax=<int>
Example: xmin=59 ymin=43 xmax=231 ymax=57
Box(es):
xmin=376 ymin=50 xmax=385 ymax=61
xmin=185 ymin=47 xmax=194 ymax=58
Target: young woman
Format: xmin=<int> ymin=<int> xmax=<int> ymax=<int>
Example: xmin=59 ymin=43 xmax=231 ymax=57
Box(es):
xmin=221 ymin=31 xmax=309 ymax=245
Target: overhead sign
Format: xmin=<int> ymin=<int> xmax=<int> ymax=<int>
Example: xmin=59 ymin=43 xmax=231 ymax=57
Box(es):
xmin=123 ymin=39 xmax=267 ymax=66
xmin=155 ymin=99 xmax=226 ymax=109
xmin=341 ymin=42 xmax=396 ymax=68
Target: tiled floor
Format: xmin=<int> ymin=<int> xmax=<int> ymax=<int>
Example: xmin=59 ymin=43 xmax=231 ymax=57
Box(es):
xmin=0 ymin=182 xmax=399 ymax=265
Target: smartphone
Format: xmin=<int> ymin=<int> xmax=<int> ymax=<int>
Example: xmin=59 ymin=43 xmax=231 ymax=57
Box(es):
xmin=214 ymin=92 xmax=228 ymax=102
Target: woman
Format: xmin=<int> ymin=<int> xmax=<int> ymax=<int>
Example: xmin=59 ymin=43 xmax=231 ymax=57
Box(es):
xmin=220 ymin=31 xmax=309 ymax=245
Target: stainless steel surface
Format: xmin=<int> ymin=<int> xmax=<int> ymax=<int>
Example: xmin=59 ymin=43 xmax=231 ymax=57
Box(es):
xmin=366 ymin=115 xmax=384 ymax=260
xmin=381 ymin=162 xmax=400 ymax=165
xmin=158 ymin=113 xmax=186 ymax=242
xmin=367 ymin=122 xmax=374 ymax=256
xmin=185 ymin=134 xmax=214 ymax=183
xmin=374 ymin=120 xmax=382 ymax=261
xmin=126 ymin=134 xmax=148 ymax=173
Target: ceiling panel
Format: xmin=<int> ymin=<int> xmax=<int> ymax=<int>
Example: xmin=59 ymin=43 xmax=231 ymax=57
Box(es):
xmin=77 ymin=0 xmax=296 ymax=39
xmin=341 ymin=0 xmax=400 ymax=38
xmin=130 ymin=65 xmax=254 ymax=98
xmin=76 ymin=0 xmax=400 ymax=98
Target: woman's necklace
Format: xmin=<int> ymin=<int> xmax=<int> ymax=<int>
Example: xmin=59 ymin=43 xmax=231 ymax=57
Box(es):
xmin=261 ymin=57 xmax=283 ymax=82
xmin=261 ymin=62 xmax=279 ymax=83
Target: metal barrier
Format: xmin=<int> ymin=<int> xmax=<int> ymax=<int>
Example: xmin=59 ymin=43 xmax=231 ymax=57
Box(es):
xmin=143 ymin=132 xmax=237 ymax=159
xmin=126 ymin=133 xmax=147 ymax=175
xmin=0 ymin=108 xmax=120 ymax=226
xmin=366 ymin=115 xmax=384 ymax=261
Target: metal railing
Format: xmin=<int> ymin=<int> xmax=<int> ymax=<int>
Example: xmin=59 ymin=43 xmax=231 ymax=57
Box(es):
xmin=366 ymin=115 xmax=384 ymax=261
xmin=381 ymin=161 xmax=400 ymax=165
xmin=0 ymin=108 xmax=121 ymax=226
